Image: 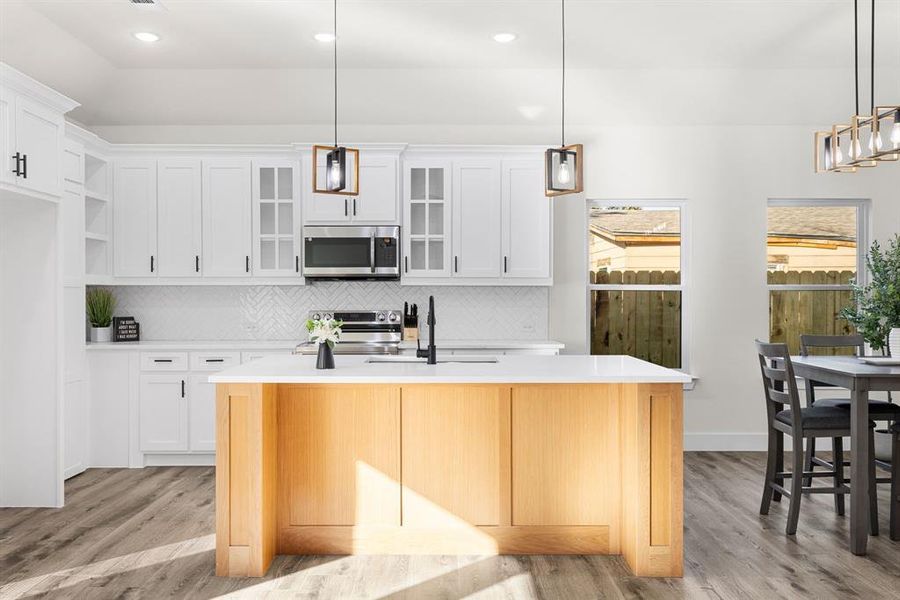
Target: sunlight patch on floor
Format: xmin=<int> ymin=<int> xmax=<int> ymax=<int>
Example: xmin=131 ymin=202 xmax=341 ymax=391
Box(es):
xmin=0 ymin=534 xmax=215 ymax=598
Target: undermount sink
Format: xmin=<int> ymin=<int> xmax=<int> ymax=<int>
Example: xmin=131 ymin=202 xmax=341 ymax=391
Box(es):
xmin=365 ymin=355 xmax=499 ymax=364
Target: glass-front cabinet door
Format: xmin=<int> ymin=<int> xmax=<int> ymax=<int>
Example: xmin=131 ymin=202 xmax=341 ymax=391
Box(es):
xmin=252 ymin=160 xmax=301 ymax=277
xmin=403 ymin=161 xmax=451 ymax=278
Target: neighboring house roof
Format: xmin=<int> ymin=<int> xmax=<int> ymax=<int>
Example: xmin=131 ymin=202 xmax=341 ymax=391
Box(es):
xmin=590 ymin=206 xmax=857 ymax=247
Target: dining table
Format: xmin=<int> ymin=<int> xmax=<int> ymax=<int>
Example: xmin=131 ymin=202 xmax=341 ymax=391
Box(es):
xmin=791 ymin=355 xmax=900 ymax=555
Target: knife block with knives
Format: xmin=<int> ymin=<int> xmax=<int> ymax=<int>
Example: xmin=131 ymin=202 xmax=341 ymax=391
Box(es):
xmin=403 ymin=302 xmax=419 ymax=341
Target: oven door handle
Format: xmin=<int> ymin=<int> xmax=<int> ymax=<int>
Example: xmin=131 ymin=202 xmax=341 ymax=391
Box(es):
xmin=370 ymin=233 xmax=376 ymax=274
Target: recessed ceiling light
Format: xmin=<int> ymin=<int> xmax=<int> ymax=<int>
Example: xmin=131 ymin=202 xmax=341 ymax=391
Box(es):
xmin=133 ymin=31 xmax=160 ymax=42
xmin=493 ymin=33 xmax=517 ymax=43
xmin=314 ymin=32 xmax=336 ymax=43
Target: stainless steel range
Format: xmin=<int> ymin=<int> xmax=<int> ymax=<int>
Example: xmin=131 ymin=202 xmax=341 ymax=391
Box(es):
xmin=293 ymin=309 xmax=403 ymax=356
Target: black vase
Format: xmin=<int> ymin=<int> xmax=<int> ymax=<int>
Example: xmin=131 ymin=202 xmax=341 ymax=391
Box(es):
xmin=316 ymin=342 xmax=335 ymax=369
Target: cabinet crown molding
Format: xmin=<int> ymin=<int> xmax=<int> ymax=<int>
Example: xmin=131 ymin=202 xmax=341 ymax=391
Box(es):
xmin=1 ymin=62 xmax=79 ymax=114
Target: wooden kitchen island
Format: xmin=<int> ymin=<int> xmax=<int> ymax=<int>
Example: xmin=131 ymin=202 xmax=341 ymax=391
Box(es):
xmin=210 ymin=354 xmax=690 ymax=578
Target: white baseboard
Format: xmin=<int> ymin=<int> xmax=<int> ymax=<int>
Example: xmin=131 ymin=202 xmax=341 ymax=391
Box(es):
xmin=142 ymin=453 xmax=215 ymax=467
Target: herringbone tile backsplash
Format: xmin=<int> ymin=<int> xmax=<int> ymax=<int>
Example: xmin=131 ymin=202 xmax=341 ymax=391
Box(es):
xmin=111 ymin=283 xmax=549 ymax=341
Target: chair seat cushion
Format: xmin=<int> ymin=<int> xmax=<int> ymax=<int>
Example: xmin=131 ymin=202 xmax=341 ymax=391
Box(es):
xmin=775 ymin=406 xmax=865 ymax=430
xmin=813 ymin=398 xmax=900 ymax=417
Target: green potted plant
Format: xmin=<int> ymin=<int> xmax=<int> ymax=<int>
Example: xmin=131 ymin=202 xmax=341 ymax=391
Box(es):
xmin=86 ymin=288 xmax=116 ymax=343
xmin=840 ymin=234 xmax=900 ymax=356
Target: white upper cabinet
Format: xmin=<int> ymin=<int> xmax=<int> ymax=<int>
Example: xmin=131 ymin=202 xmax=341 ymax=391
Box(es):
xmin=0 ymin=65 xmax=78 ymax=200
xmin=114 ymin=159 xmax=158 ymax=277
xmin=202 ymin=159 xmax=252 ymax=277
xmin=501 ymin=160 xmax=551 ymax=279
xmin=404 ymin=161 xmax=451 ymax=278
xmin=354 ymin=154 xmax=399 ymax=223
xmin=157 ymin=159 xmax=202 ymax=277
xmin=452 ymin=159 xmax=502 ymax=278
xmin=252 ymin=160 xmax=301 ymax=277
xmin=0 ymin=90 xmax=13 ymax=187
xmin=13 ymin=96 xmax=64 ymax=198
xmin=302 ymin=152 xmax=399 ymax=225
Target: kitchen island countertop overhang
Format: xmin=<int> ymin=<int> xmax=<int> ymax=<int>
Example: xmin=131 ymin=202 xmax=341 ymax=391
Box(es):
xmin=208 ymin=353 xmax=692 ymax=385
xmin=212 ymin=354 xmax=688 ymax=580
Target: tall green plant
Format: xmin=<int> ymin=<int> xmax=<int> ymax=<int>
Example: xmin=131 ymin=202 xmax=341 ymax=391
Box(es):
xmin=839 ymin=234 xmax=900 ymax=354
xmin=86 ymin=288 xmax=116 ymax=327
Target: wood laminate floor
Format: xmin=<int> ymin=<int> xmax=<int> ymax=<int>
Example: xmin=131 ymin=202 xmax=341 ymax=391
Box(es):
xmin=1 ymin=452 xmax=899 ymax=599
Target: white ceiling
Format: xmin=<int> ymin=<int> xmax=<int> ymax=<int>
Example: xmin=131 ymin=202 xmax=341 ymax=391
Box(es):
xmin=1 ymin=0 xmax=898 ymax=133
xmin=12 ymin=0 xmax=900 ymax=69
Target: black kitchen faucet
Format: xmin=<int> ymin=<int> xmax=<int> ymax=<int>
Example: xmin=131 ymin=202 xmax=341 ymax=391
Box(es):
xmin=416 ymin=295 xmax=437 ymax=365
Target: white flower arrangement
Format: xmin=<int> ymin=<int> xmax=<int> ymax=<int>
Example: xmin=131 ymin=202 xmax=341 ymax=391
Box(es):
xmin=306 ymin=318 xmax=343 ymax=349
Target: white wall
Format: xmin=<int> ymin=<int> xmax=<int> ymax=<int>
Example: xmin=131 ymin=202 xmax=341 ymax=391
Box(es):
xmin=0 ymin=195 xmax=62 ymax=507
xmin=552 ymin=124 xmax=900 ymax=450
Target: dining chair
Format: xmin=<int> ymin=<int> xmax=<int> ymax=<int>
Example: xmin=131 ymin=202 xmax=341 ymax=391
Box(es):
xmin=799 ymin=334 xmax=900 ymax=489
xmin=756 ymin=340 xmax=878 ymax=535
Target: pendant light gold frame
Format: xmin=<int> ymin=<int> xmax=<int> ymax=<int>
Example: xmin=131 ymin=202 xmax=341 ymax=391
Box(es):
xmin=312 ymin=145 xmax=360 ymax=195
xmin=544 ymin=0 xmax=583 ymax=197
xmin=311 ymin=0 xmax=359 ymax=195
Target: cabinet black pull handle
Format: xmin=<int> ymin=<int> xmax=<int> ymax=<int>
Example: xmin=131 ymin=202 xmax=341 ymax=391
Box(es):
xmin=205 ymin=358 xmax=225 ymax=363
xmin=195 ymin=255 xmax=200 ymax=272
xmin=344 ymin=198 xmax=348 ymax=217
xmin=353 ymin=198 xmax=357 ymax=216
xmin=405 ymin=256 xmax=408 ymax=273
xmin=245 ymin=256 xmax=250 ymax=273
xmin=454 ymin=256 xmax=458 ymax=273
xmin=504 ymin=256 xmax=508 ymax=273
xmin=150 ymin=256 xmax=155 ymax=273
xmin=20 ymin=154 xmax=26 ymax=179
xmin=181 ymin=380 xmax=185 ymax=398
xmin=10 ymin=152 xmax=21 ymax=177
xmin=153 ymin=359 xmax=173 ymax=363
xmin=295 ymin=255 xmax=299 ymax=273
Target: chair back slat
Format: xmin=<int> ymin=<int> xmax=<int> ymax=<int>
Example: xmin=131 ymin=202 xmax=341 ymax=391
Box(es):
xmin=755 ymin=340 xmax=803 ymax=429
xmin=799 ymin=334 xmax=864 ymax=357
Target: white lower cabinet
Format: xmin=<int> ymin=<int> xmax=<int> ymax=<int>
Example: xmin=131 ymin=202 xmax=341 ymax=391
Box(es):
xmin=188 ymin=373 xmax=216 ymax=452
xmin=139 ymin=373 xmax=189 ymax=452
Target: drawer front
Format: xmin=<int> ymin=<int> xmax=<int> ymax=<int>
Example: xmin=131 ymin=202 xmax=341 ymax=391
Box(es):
xmin=140 ymin=352 xmax=189 ymax=371
xmin=190 ymin=351 xmax=241 ymax=372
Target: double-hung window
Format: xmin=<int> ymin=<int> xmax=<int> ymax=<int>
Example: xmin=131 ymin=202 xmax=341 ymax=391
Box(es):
xmin=766 ymin=198 xmax=868 ymax=354
xmin=587 ymin=200 xmax=688 ymax=370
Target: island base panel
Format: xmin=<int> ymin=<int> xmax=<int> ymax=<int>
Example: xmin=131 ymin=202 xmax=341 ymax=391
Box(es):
xmin=215 ymin=382 xmax=683 ymax=578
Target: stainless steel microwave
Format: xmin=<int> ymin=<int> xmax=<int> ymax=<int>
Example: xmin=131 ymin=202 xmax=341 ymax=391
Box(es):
xmin=303 ymin=226 xmax=400 ymax=280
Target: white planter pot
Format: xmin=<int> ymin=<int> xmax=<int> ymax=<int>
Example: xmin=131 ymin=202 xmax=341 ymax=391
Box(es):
xmin=874 ymin=430 xmax=893 ymax=463
xmin=889 ymin=328 xmax=900 ymax=358
xmin=90 ymin=326 xmax=112 ymax=343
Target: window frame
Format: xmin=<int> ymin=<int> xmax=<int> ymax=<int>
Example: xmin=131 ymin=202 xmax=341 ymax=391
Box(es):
xmin=585 ymin=198 xmax=691 ymax=374
xmin=766 ymin=198 xmax=870 ymax=291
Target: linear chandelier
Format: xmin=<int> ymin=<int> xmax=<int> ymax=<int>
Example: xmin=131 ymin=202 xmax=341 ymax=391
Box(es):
xmin=815 ymin=0 xmax=899 ymax=173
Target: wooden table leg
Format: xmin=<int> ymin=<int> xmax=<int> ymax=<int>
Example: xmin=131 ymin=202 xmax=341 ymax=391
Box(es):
xmin=849 ymin=384 xmax=869 ymax=555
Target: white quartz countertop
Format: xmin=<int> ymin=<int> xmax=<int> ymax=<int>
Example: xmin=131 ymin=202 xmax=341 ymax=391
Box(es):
xmin=209 ymin=354 xmax=691 ymax=385
xmin=86 ymin=340 xmax=297 ymax=351
xmin=86 ymin=339 xmax=564 ymax=352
